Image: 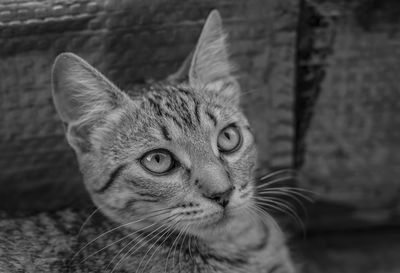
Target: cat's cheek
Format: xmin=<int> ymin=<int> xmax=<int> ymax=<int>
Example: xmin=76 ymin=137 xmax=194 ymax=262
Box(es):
xmin=230 ymin=184 xmax=253 ymax=206
xmin=88 ymin=193 xmax=124 ymax=223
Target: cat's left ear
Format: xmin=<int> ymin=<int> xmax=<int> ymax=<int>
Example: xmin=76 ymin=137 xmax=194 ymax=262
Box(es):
xmin=170 ymin=10 xmax=240 ymax=105
xmin=51 ymin=53 xmax=131 ymax=153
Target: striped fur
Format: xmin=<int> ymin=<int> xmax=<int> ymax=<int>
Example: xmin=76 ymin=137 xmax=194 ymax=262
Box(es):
xmin=0 ymin=10 xmax=296 ymax=273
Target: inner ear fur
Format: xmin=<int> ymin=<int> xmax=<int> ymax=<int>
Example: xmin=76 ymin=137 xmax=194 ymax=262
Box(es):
xmin=51 ymin=52 xmax=130 ymax=152
xmin=167 ymin=10 xmax=241 ymax=104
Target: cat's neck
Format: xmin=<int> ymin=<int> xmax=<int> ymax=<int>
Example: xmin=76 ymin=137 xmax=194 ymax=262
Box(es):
xmin=200 ymin=213 xmax=269 ymax=255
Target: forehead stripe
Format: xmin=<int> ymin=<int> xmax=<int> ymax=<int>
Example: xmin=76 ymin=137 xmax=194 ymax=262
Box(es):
xmin=160 ymin=125 xmax=172 ymax=141
xmin=179 ymin=96 xmax=194 ymax=127
xmin=194 ymin=101 xmax=201 ymax=123
xmin=148 ymin=98 xmax=163 ymax=116
xmin=206 ymin=110 xmax=217 ymax=126
xmin=164 ymin=112 xmax=183 ymax=129
xmin=176 ymin=87 xmax=191 ymax=95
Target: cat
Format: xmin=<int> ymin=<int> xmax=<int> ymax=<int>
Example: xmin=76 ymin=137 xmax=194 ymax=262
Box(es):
xmin=0 ymin=10 xmax=296 ymax=273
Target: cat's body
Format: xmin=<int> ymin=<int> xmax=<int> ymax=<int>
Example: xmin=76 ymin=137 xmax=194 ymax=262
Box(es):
xmin=0 ymin=10 xmax=297 ymax=273
xmin=0 ymin=208 xmax=294 ymax=273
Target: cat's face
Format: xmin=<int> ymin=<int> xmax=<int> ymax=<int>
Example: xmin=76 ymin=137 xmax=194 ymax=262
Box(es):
xmin=51 ymin=11 xmax=257 ymax=239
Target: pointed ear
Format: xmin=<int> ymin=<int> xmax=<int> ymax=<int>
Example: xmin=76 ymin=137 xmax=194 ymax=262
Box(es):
xmin=52 ymin=53 xmax=129 ymax=152
xmin=52 ymin=53 xmax=127 ymax=124
xmin=166 ymin=50 xmax=194 ymax=84
xmin=188 ymin=10 xmax=240 ymax=104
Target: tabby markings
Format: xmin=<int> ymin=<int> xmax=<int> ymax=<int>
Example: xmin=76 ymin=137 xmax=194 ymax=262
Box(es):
xmin=269 ymin=264 xmax=285 ymax=273
xmin=206 ymin=110 xmax=217 ymax=126
xmin=96 ymin=164 xmax=127 ymax=193
xmin=160 ymin=125 xmax=172 ymax=141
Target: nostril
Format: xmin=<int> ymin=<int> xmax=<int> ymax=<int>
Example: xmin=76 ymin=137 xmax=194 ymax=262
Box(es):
xmin=205 ymin=187 xmax=233 ymax=208
xmin=213 ymin=196 xmax=229 ymax=208
xmin=214 ymin=197 xmax=229 ymax=208
xmin=221 ymin=199 xmax=229 ymax=208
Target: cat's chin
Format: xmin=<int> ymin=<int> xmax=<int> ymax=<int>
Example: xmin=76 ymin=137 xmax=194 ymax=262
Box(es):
xmin=184 ymin=210 xmax=240 ymax=240
xmin=192 ymin=211 xmax=268 ymax=251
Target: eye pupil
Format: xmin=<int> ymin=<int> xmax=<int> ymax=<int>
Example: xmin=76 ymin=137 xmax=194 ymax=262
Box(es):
xmin=141 ymin=150 xmax=175 ymax=175
xmin=217 ymin=125 xmax=242 ymax=153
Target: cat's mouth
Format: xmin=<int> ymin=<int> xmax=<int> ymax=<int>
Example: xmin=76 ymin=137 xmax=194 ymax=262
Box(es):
xmin=178 ymin=210 xmax=222 ymax=224
xmin=181 ymin=205 xmax=244 ymax=231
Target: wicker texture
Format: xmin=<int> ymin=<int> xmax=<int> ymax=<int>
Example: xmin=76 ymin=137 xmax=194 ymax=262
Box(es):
xmin=0 ymin=0 xmax=298 ymax=212
xmin=298 ymin=0 xmax=400 ymax=227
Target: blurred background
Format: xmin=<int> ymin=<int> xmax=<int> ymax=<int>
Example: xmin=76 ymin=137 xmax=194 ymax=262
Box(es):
xmin=1 ymin=0 xmax=400 ymax=272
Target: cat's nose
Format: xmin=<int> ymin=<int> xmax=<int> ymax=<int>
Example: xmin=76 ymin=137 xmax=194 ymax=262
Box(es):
xmin=204 ymin=187 xmax=233 ymax=208
xmin=195 ymin=163 xmax=233 ymax=208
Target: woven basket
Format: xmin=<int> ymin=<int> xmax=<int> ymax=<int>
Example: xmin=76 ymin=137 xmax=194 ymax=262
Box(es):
xmin=296 ymin=0 xmax=400 ymax=228
xmin=0 ymin=0 xmax=298 ymax=212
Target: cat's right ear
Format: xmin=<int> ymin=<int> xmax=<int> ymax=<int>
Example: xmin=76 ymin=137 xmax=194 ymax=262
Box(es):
xmin=166 ymin=50 xmax=193 ymax=84
xmin=52 ymin=53 xmax=127 ymax=124
xmin=167 ymin=10 xmax=240 ymax=105
xmin=52 ymin=53 xmax=129 ymax=152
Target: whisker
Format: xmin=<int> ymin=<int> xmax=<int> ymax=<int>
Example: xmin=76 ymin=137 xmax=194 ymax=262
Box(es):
xmin=108 ymin=221 xmax=168 ymax=273
xmin=256 ymin=176 xmax=295 ymax=189
xmin=170 ymin=223 xmax=187 ymax=273
xmin=259 ymin=169 xmax=296 ymax=181
xmin=107 ymin=233 xmax=138 ymax=271
xmin=187 ymin=233 xmax=195 ymax=270
xmin=254 ymin=198 xmax=305 ymax=231
xmin=243 ymin=205 xmax=259 ymax=226
xmin=77 ymin=208 xmax=99 ymax=239
xmin=177 ymin=224 xmax=190 ymax=273
xmin=257 ymin=187 xmax=315 ymax=201
xmin=250 ymin=203 xmax=282 ymax=234
xmin=164 ymin=220 xmax=187 ymax=273
xmin=139 ymin=220 xmax=181 ymax=273
xmin=72 ymin=207 xmax=172 ymax=261
xmin=136 ymin=219 xmax=179 ymax=273
xmin=264 ymin=186 xmax=316 ymax=194
xmin=246 ymin=204 xmax=266 ymax=226
xmin=109 ymin=215 xmax=178 ymax=273
xmin=187 ymin=222 xmax=202 ymax=272
xmin=257 ymin=189 xmax=310 ymax=217
xmin=80 ymin=220 xmax=160 ymax=263
xmin=193 ymin=237 xmax=214 ymax=273
xmin=286 ymin=187 xmax=316 ymax=196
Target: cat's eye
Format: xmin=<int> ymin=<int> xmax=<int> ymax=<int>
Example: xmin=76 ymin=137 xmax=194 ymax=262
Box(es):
xmin=140 ymin=149 xmax=175 ymax=175
xmin=217 ymin=125 xmax=242 ymax=153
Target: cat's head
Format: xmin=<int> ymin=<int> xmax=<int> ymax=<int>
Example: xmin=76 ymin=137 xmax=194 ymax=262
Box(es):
xmin=51 ymin=10 xmax=257 ymax=239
